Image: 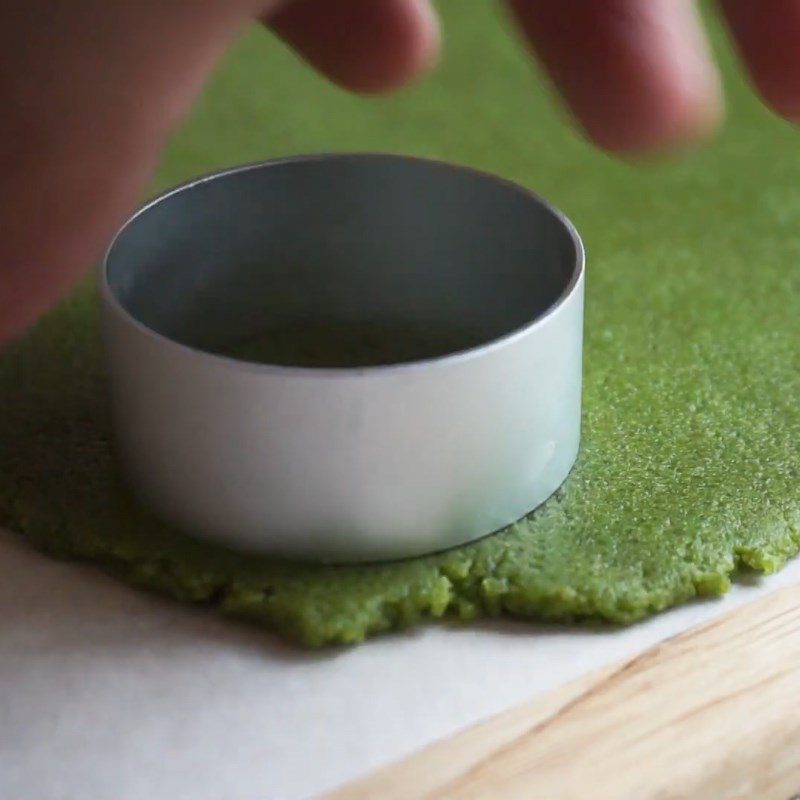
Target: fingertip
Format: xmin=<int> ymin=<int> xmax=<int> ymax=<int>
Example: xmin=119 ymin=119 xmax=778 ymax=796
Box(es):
xmin=587 ymin=75 xmax=724 ymax=156
xmin=269 ymin=0 xmax=440 ymax=95
xmin=350 ymin=0 xmax=441 ymax=94
xmin=752 ymin=88 xmax=800 ymax=124
xmin=721 ymin=0 xmax=800 ymax=125
xmin=508 ymin=0 xmax=724 ymax=157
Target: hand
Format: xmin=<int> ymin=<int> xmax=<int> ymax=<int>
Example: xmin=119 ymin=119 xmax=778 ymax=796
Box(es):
xmin=1 ymin=0 xmax=798 ymax=344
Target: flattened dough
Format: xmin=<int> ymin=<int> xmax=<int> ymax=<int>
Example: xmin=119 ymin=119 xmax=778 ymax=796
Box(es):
xmin=2 ymin=6 xmax=799 ymax=645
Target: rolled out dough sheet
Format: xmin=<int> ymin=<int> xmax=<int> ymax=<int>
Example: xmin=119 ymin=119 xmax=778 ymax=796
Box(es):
xmin=2 ymin=5 xmax=800 ymax=646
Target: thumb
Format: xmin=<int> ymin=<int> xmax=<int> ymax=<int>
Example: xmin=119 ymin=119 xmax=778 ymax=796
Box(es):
xmin=0 ymin=0 xmax=275 ymax=343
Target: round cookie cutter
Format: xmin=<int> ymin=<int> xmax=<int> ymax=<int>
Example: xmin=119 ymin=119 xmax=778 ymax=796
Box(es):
xmin=101 ymin=154 xmax=585 ymax=563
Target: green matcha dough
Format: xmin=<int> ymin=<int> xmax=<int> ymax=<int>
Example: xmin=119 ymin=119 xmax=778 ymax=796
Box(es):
xmin=2 ymin=4 xmax=800 ymax=646
xmin=212 ymin=320 xmax=484 ymax=367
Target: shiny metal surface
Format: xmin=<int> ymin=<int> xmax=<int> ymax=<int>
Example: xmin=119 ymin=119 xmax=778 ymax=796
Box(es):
xmin=101 ymin=154 xmax=584 ymax=562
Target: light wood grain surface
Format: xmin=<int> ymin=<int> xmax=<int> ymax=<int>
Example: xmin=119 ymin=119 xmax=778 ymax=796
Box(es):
xmin=331 ymin=585 xmax=800 ymax=800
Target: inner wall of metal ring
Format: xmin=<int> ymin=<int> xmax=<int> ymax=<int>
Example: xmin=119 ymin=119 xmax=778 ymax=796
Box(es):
xmin=106 ymin=158 xmax=576 ymax=363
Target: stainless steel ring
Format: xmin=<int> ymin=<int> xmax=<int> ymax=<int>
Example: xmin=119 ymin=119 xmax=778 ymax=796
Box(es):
xmin=101 ymin=154 xmax=585 ymax=562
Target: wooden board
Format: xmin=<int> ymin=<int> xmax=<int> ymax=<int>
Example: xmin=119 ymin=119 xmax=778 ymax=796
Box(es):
xmin=330 ymin=586 xmax=800 ymax=800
